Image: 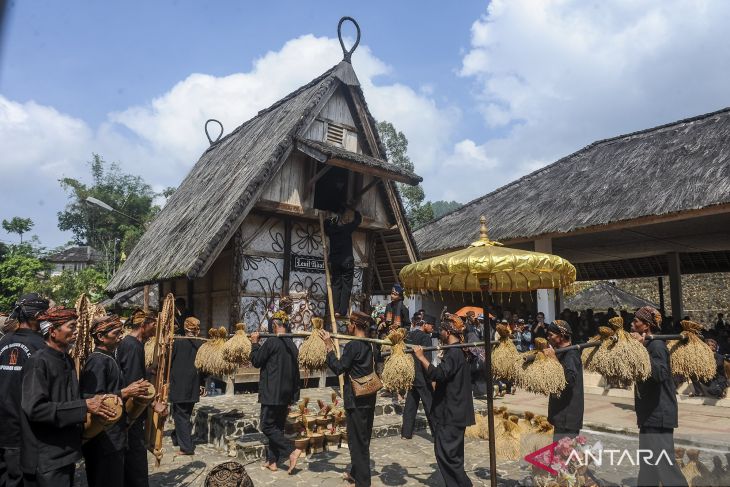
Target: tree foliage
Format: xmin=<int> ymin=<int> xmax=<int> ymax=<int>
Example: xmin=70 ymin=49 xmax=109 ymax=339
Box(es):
xmin=0 ymin=244 xmax=49 ymax=311
xmin=2 ymin=217 xmax=34 ymax=243
xmin=57 ymin=154 xmax=160 ymax=273
xmin=376 ymin=121 xmax=434 ymax=229
xmin=430 ymin=200 xmax=462 ymax=219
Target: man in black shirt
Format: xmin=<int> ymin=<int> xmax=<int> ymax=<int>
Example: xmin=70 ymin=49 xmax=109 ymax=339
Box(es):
xmin=413 ymin=313 xmax=475 ymax=487
xmin=250 ymin=316 xmax=302 ymax=473
xmin=385 ymin=284 xmax=410 ymax=330
xmin=630 ymin=306 xmax=687 ymax=487
xmin=80 ymin=315 xmax=150 ymax=487
xmin=169 ymin=317 xmax=204 ymax=456
xmin=324 ymin=208 xmax=362 ymax=318
xmin=21 ymin=306 xmax=115 ymax=487
xmin=0 ymin=293 xmax=48 ymax=487
xmin=401 ymin=314 xmax=435 ymax=439
xmin=544 ymin=320 xmax=583 ymax=440
xmin=116 ymin=309 xmax=156 ymax=487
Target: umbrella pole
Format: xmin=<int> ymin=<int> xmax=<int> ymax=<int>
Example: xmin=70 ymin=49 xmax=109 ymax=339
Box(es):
xmin=480 ymin=294 xmax=498 ymax=487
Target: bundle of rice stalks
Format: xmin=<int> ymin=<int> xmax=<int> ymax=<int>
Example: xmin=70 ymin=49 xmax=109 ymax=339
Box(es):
xmin=493 ymin=411 xmax=510 ymax=437
xmin=144 ymin=337 xmax=157 ymax=369
xmin=669 ymin=321 xmax=717 ymax=382
xmin=675 ymin=448 xmax=686 ymax=469
xmin=592 ymin=317 xmax=651 ymax=384
xmin=195 ymin=327 xmax=236 ymax=376
xmin=581 ymin=326 xmax=615 ymax=372
xmin=517 ymin=411 xmax=536 ymax=434
xmin=515 ymin=338 xmax=566 ymax=396
xmin=492 ymin=324 xmax=520 ymax=381
xmin=495 ymin=418 xmax=521 ymax=461
xmin=381 ymin=328 xmax=414 ymax=392
xmin=465 ymin=414 xmax=486 ymax=439
xmin=221 ymin=323 xmax=252 ymax=365
xmin=521 ymin=418 xmax=554 ymax=464
xmin=299 ymin=317 xmax=328 ymax=371
xmin=682 ymin=449 xmax=713 ymax=487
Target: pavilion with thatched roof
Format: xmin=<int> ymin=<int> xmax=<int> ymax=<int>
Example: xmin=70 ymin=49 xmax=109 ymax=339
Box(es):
xmin=415 ymin=108 xmax=730 ymax=322
xmin=108 ymin=18 xmax=420 ymax=336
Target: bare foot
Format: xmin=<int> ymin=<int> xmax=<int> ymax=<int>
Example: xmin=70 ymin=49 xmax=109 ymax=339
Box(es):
xmin=261 ymin=462 xmax=278 ymax=472
xmin=287 ymin=448 xmax=303 ymax=474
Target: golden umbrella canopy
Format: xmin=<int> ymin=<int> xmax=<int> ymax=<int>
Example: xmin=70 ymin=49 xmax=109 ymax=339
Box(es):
xmin=400 ymin=216 xmax=576 ymax=293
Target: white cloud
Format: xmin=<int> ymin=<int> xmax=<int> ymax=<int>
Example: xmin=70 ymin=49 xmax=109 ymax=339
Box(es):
xmin=449 ymin=0 xmax=730 ymax=201
xmin=0 ymin=34 xmax=457 ymax=247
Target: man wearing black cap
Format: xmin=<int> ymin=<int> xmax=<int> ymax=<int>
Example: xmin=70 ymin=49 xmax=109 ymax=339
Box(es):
xmin=401 ymin=314 xmax=435 ymax=439
xmin=0 ymin=293 xmax=49 ymax=487
xmin=630 ymin=306 xmax=687 ymax=487
xmin=544 ymin=320 xmax=583 ymax=441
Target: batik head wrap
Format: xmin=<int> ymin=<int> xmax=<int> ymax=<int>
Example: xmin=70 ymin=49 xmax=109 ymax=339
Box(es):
xmin=38 ymin=306 xmax=78 ymax=337
xmin=635 ymin=306 xmax=662 ymax=330
xmin=9 ymin=293 xmax=50 ymax=322
xmin=441 ymin=313 xmax=465 ymax=339
xmin=350 ymin=311 xmax=374 ymax=330
xmin=184 ymin=316 xmax=201 ymax=335
xmin=90 ymin=314 xmax=123 ymax=336
xmin=547 ymin=319 xmax=572 ymax=337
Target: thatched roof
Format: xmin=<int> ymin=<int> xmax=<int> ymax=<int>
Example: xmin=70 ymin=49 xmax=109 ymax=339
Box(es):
xmin=565 ymin=281 xmax=657 ymax=310
xmin=416 ymin=107 xmax=730 ymax=255
xmin=108 ymin=60 xmax=414 ymax=293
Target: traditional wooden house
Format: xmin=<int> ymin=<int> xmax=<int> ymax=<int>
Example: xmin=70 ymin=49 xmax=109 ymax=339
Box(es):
xmin=107 ymin=19 xmax=420 ymax=336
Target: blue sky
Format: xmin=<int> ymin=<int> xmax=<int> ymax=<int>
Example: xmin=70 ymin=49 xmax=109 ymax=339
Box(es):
xmin=3 ymin=1 xmax=730 ymax=248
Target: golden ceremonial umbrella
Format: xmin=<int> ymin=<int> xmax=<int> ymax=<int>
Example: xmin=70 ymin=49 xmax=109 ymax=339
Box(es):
xmin=399 ymin=216 xmax=576 ymax=487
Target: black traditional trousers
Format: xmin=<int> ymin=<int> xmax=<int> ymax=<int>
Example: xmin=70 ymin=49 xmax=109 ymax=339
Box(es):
xmin=260 ymin=405 xmax=294 ymax=464
xmin=552 ymin=427 xmax=580 ymax=442
xmin=401 ymin=385 xmax=433 ymax=439
xmin=0 ymin=447 xmax=22 ymax=487
xmin=433 ymin=422 xmax=472 ymax=487
xmin=171 ymin=402 xmax=196 ymax=454
xmin=346 ymin=407 xmax=375 ymax=487
xmin=124 ymin=420 xmax=149 ymax=487
xmin=22 ymin=464 xmax=75 ymax=487
xmin=82 ymin=446 xmax=124 ymax=487
xmin=636 ymin=427 xmax=687 ymax=487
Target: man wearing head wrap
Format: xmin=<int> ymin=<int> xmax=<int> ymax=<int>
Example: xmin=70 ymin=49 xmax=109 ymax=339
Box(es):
xmin=115 ymin=310 xmax=155 ymax=487
xmin=20 ymin=307 xmax=116 ymax=486
xmin=169 ymin=316 xmax=204 ymax=456
xmin=401 ymin=314 xmax=436 ymax=440
xmin=413 ymin=313 xmax=475 ymax=487
xmin=385 ymin=284 xmax=410 ymax=330
xmin=0 ymin=293 xmax=49 ymax=487
xmin=544 ymin=320 xmax=584 ymax=441
xmin=321 ymin=311 xmax=380 ymax=487
xmin=80 ymin=315 xmax=150 ymax=487
xmin=324 ymin=208 xmax=362 ymax=318
xmin=250 ymin=316 xmax=302 ymax=473
xmin=630 ymin=306 xmax=687 ymax=487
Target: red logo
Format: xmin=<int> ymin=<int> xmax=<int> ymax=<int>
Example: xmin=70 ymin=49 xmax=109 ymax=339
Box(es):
xmin=9 ymin=349 xmax=18 ymax=366
xmin=524 ymin=441 xmax=559 ymax=476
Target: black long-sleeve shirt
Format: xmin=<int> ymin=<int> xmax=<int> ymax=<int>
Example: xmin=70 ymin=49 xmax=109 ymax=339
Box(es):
xmin=80 ymin=349 xmax=126 ymax=453
xmin=405 ymin=329 xmax=433 ymax=389
xmin=251 ymin=337 xmax=300 ymax=406
xmin=385 ymin=300 xmax=410 ymax=329
xmin=425 ymin=347 xmax=475 ymax=428
xmin=169 ymin=337 xmax=203 ymax=403
xmin=326 ymin=340 xmax=379 ymax=409
xmin=20 ymin=347 xmax=87 ymax=474
xmin=0 ymin=328 xmax=47 ymax=448
xmin=116 ymin=335 xmax=146 ymax=386
xmin=324 ymin=211 xmax=361 ymax=265
xmin=548 ymin=348 xmax=584 ymax=431
xmin=634 ymin=339 xmax=678 ymax=428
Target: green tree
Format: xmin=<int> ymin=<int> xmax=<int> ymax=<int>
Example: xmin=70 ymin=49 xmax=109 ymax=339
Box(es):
xmin=0 ymin=244 xmax=48 ymax=311
xmin=376 ymin=121 xmax=434 ymax=229
xmin=57 ymin=154 xmax=159 ymax=274
xmin=430 ymin=200 xmax=462 ymax=219
xmin=2 ymin=217 xmax=34 ymax=243
xmin=38 ymin=267 xmax=108 ymax=307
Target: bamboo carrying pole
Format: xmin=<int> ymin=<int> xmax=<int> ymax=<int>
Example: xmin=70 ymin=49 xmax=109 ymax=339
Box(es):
xmin=319 ymin=213 xmax=345 ymax=397
xmin=379 ymin=339 xmax=520 ymax=358
xmin=523 ymin=340 xmax=604 ymax=364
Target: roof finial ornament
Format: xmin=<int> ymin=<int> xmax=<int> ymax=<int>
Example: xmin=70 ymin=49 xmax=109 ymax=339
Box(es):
xmin=479 ymin=215 xmax=489 ymax=241
xmin=338 ymin=16 xmax=361 ymax=63
xmin=205 ymin=119 xmax=224 ymax=146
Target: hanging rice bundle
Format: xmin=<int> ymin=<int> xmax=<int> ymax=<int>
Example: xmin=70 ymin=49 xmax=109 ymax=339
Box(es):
xmin=682 ymin=449 xmax=713 ymax=487
xmin=195 ymin=327 xmax=236 ymax=376
xmin=581 ymin=326 xmax=615 ymax=372
xmin=594 ymin=317 xmax=651 ymax=384
xmin=515 ymin=338 xmax=566 ymax=396
xmin=381 ymin=328 xmax=414 ymax=392
xmin=221 ymin=323 xmax=252 ymax=366
xmin=668 ymin=321 xmax=717 ymax=382
xmin=299 ymin=317 xmax=328 ymax=371
xmin=492 ymin=324 xmax=520 ymax=381
xmin=495 ymin=418 xmax=521 ymax=461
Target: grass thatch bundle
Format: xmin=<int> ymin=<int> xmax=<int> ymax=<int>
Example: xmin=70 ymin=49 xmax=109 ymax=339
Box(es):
xmin=581 ymin=326 xmax=615 ymax=371
xmin=381 ymin=328 xmax=415 ymax=392
xmin=669 ymin=321 xmax=717 ymax=382
xmin=195 ymin=327 xmax=236 ymax=376
xmin=591 ymin=318 xmax=650 ymax=384
xmin=492 ymin=324 xmax=521 ymax=381
xmin=221 ymin=323 xmax=252 ymax=365
xmin=298 ymin=317 xmax=328 ymax=371
xmin=682 ymin=449 xmax=713 ymax=487
xmin=515 ymin=338 xmax=566 ymax=396
xmin=495 ymin=418 xmax=521 ymax=461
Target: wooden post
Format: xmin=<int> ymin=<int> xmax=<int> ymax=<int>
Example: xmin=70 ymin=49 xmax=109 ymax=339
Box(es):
xmin=319 ymin=212 xmax=345 ymax=397
xmin=478 ymin=288 xmax=498 ymax=487
xmin=282 ymin=218 xmax=292 ymax=296
xmin=668 ymin=252 xmax=683 ymax=324
xmin=143 ymin=285 xmax=150 ymax=313
xmin=657 ymin=276 xmax=666 ymax=317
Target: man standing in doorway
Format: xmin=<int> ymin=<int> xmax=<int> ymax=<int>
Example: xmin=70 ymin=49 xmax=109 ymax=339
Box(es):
xmin=324 ymin=207 xmax=362 ymax=318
